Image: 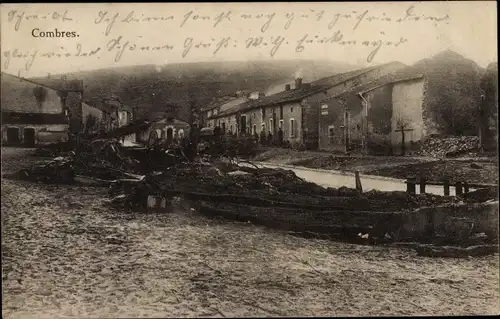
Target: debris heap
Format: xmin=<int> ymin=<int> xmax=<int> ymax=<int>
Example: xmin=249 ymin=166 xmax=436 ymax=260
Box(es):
xmin=420 ymin=136 xmax=481 ymax=158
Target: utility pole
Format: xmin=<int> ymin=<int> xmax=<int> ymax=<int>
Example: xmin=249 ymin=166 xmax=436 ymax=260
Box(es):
xmin=395 ymin=123 xmax=413 ymax=156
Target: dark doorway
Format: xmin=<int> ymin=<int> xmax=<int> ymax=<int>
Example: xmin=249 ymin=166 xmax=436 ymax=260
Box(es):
xmin=166 ymin=127 xmax=173 ymax=145
xmin=23 ymin=128 xmax=36 ymax=147
xmin=7 ymin=127 xmax=20 ymax=144
xmin=221 ymin=122 xmax=226 ymax=133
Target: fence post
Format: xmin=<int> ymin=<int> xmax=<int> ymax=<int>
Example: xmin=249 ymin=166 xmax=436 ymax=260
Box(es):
xmin=420 ymin=177 xmax=427 ymax=194
xmin=355 ymin=171 xmax=363 ymax=193
xmin=456 ymin=181 xmax=463 ymax=196
xmin=443 ymin=179 xmax=450 ymax=196
xmin=406 ymin=176 xmax=416 ymax=194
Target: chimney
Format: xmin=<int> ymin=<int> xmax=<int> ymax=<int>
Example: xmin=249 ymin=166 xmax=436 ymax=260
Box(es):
xmin=295 ymin=78 xmax=303 ymax=90
xmin=285 ymin=84 xmax=291 ymax=91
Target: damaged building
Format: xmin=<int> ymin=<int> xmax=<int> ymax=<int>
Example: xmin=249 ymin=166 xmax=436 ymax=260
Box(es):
xmin=205 ymin=61 xmax=407 ymax=149
xmin=1 ymin=72 xmax=71 ymax=146
xmin=318 ymin=68 xmax=436 ymax=155
xmin=137 ymin=116 xmax=190 ymax=146
xmin=1 ymin=72 xmax=135 ymax=146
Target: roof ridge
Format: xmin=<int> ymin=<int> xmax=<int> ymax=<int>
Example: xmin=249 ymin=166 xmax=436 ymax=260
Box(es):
xmin=1 ymin=71 xmax=62 ymax=93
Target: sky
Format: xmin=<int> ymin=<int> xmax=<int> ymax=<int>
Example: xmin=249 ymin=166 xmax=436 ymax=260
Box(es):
xmin=0 ymin=1 xmax=497 ymax=78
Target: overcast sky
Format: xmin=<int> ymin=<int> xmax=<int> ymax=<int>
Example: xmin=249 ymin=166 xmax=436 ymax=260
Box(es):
xmin=1 ymin=1 xmax=497 ymax=78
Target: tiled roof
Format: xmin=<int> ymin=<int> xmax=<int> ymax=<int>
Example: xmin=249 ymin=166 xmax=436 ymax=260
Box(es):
xmin=207 ymin=61 xmax=406 ymax=119
xmin=210 ymin=85 xmax=328 ymax=119
xmin=201 ymin=96 xmax=240 ymax=111
xmin=1 ymin=72 xmax=62 ymax=93
xmin=323 ymin=67 xmax=424 ymax=102
xmin=311 ymin=61 xmax=405 ymax=87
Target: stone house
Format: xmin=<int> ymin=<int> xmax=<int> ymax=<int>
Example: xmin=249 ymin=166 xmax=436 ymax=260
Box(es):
xmin=208 ymin=78 xmax=329 ymax=148
xmin=1 ymin=72 xmax=135 ymax=146
xmin=83 ymin=96 xmax=135 ymax=143
xmin=207 ymin=61 xmax=407 ymax=149
xmin=137 ymin=117 xmax=190 ymax=146
xmin=318 ymin=68 xmax=429 ymax=155
xmin=1 ymin=72 xmax=72 ymax=146
xmin=198 ymin=91 xmax=257 ymax=129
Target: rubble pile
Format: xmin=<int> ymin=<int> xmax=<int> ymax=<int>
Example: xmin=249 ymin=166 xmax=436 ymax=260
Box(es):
xmin=7 ymin=134 xmax=495 ymax=252
xmin=419 ymin=136 xmax=481 ymax=158
xmin=5 ymin=139 xmax=145 ymax=185
xmin=108 ymin=162 xmax=458 ymax=213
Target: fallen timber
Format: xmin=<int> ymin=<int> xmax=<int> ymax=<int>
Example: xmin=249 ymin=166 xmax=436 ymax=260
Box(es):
xmin=198 ymin=201 xmax=403 ymax=243
xmin=16 ymin=137 xmax=500 ymax=257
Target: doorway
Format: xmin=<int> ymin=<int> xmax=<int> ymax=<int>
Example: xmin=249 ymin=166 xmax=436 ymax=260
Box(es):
xmin=166 ymin=127 xmax=173 ymax=145
xmin=23 ymin=128 xmax=36 ymax=147
xmin=6 ymin=127 xmax=20 ymax=144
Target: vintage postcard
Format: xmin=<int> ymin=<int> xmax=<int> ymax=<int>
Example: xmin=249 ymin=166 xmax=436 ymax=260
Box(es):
xmin=1 ymin=1 xmax=498 ymax=318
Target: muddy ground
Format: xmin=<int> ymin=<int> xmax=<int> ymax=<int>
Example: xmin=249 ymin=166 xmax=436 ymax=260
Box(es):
xmin=2 ymin=147 xmax=499 ymax=318
xmin=254 ymin=148 xmax=499 ymax=185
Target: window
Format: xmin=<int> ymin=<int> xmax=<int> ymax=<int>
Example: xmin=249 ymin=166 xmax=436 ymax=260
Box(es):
xmin=328 ymin=125 xmax=335 ymax=138
xmin=279 ymin=119 xmax=284 ymax=128
xmin=289 ymin=118 xmax=295 ymax=137
xmin=178 ymin=129 xmax=185 ymax=138
xmin=261 ymin=108 xmax=266 ymax=118
xmin=230 ymin=124 xmax=233 ymax=133
xmin=269 ymin=118 xmax=274 ymax=132
xmin=253 ymin=113 xmax=256 ymax=119
xmin=252 ymin=124 xmax=257 ymax=134
xmin=261 ymin=123 xmax=266 ymax=133
xmin=290 ymin=107 xmax=294 ymax=113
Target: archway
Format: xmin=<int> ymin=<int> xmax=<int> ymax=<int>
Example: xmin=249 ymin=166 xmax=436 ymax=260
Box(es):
xmin=7 ymin=127 xmax=20 ymax=144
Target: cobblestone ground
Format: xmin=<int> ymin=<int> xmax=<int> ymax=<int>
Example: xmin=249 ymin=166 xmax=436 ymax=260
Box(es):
xmin=2 ymin=147 xmax=499 ymax=318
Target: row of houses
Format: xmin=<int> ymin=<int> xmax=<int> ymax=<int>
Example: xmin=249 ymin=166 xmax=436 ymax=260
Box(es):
xmin=199 ymin=62 xmax=440 ymax=154
xmin=1 ymin=72 xmax=193 ymax=148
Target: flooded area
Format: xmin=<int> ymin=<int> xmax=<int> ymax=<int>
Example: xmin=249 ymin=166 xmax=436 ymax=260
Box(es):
xmin=252 ymin=162 xmax=462 ymax=196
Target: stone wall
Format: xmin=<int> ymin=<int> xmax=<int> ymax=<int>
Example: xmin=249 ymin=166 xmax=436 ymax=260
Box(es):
xmin=1 ymin=124 xmax=68 ymax=145
xmin=400 ymin=201 xmax=499 ymax=241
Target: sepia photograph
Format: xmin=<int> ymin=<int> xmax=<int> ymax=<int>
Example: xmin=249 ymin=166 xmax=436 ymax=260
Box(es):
xmin=1 ymin=1 xmax=498 ymax=318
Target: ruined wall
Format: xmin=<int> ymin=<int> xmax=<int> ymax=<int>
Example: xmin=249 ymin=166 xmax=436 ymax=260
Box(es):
xmin=362 ymin=86 xmax=394 ymax=154
xmin=1 ymin=124 xmax=68 ymax=145
xmin=401 ymin=201 xmax=499 ymax=241
xmin=390 ymin=79 xmax=426 ymax=149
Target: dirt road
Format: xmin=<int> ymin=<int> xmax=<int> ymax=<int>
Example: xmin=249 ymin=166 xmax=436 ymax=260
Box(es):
xmin=254 ymin=148 xmax=499 ymax=185
xmin=249 ymin=162 xmax=461 ymax=196
xmin=2 ymin=147 xmax=499 ymax=318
